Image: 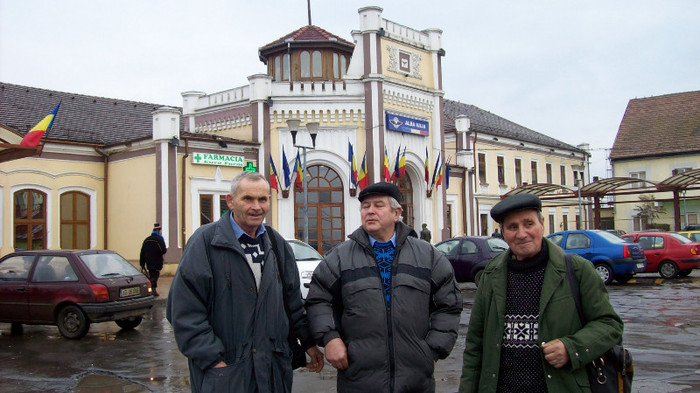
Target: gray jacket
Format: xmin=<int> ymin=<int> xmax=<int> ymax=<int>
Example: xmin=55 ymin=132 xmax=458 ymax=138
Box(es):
xmin=306 ymin=222 xmax=463 ymax=393
xmin=166 ymin=214 xmax=312 ymax=393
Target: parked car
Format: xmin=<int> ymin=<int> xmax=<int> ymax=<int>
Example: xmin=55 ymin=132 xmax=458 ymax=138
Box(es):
xmin=286 ymin=239 xmax=323 ymax=299
xmin=621 ymin=231 xmax=700 ymax=278
xmin=435 ymin=236 xmax=509 ymax=285
xmin=682 ymin=224 xmax=700 ymax=231
xmin=605 ymin=229 xmax=626 ymax=237
xmin=547 ymin=230 xmax=646 ymax=285
xmin=677 ymin=231 xmax=700 ymax=243
xmin=0 ymin=250 xmax=155 ymax=339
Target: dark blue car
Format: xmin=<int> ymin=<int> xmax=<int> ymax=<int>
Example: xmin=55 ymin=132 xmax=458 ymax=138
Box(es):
xmin=547 ymin=230 xmax=647 ymax=285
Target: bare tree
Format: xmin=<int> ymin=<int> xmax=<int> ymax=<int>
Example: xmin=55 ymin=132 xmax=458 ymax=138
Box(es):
xmin=634 ymin=195 xmax=665 ymax=229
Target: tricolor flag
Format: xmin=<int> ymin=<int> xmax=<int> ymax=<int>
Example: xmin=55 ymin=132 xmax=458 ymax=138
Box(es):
xmin=295 ymin=150 xmax=304 ymax=189
xmin=348 ymin=142 xmax=358 ymax=188
xmin=383 ymin=146 xmax=391 ymax=182
xmin=391 ymin=145 xmax=401 ymax=181
xmin=431 ymin=151 xmax=441 ymax=189
xmin=269 ymin=154 xmax=280 ymax=192
xmin=20 ymin=103 xmax=61 ymax=147
xmin=282 ymin=149 xmax=292 ymax=189
xmin=436 ymin=160 xmax=444 ymax=187
xmin=424 ymin=147 xmax=430 ymax=186
xmin=357 ymin=153 xmax=369 ymax=189
xmin=398 ymin=147 xmax=406 ymax=179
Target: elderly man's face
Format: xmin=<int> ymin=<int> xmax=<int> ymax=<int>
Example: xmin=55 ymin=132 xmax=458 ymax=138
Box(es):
xmin=226 ymin=178 xmax=270 ymax=237
xmin=361 ymin=195 xmax=401 ymax=242
xmin=502 ymin=209 xmax=544 ymax=261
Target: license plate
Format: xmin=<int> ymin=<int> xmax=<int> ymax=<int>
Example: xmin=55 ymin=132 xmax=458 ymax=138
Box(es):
xmin=636 ymin=263 xmax=645 ymax=269
xmin=120 ymin=286 xmax=140 ymax=297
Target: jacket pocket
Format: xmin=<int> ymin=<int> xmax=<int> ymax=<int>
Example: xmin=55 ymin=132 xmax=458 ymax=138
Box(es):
xmin=200 ymin=359 xmax=252 ymax=393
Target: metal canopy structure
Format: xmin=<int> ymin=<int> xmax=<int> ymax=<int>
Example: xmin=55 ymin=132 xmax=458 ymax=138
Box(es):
xmin=503 ymin=172 xmax=700 ymax=230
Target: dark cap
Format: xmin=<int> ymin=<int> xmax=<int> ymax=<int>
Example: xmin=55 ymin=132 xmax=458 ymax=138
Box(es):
xmin=358 ymin=182 xmax=402 ymax=203
xmin=153 ymin=223 xmax=162 ymax=231
xmin=490 ymin=193 xmax=542 ymax=223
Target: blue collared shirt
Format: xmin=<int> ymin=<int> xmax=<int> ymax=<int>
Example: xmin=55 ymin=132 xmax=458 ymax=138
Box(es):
xmin=228 ymin=212 xmax=266 ymax=239
xmin=368 ymin=232 xmax=397 ymax=247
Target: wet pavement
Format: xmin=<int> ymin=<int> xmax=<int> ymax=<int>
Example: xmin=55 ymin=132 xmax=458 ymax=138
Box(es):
xmin=2 ymin=272 xmax=700 ymax=392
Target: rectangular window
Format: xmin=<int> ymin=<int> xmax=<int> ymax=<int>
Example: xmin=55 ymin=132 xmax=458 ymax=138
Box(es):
xmin=575 ymin=214 xmax=581 ymax=229
xmin=478 ymin=153 xmax=486 ymax=184
xmin=497 ymin=156 xmax=505 ymax=185
xmin=531 ymin=161 xmax=538 ymax=184
xmin=200 ymin=194 xmax=213 ymax=225
xmin=480 ymin=213 xmax=489 ymax=236
xmin=672 ymin=167 xmax=692 ymax=176
xmin=560 ymin=165 xmax=567 ymax=186
xmin=630 ymin=171 xmax=646 ymax=188
xmin=548 ymin=214 xmax=555 ymax=234
xmin=515 ymin=158 xmax=522 ymax=186
xmin=546 ymin=163 xmax=553 ymax=183
xmin=562 ymin=214 xmax=568 ymax=231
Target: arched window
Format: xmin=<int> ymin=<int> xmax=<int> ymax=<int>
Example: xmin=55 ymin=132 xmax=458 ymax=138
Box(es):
xmin=14 ymin=189 xmax=46 ymax=250
xmin=397 ymin=176 xmax=415 ymax=230
xmin=295 ymin=165 xmax=345 ymax=255
xmin=312 ymin=51 xmax=322 ymax=78
xmin=60 ymin=191 xmax=90 ymax=249
xmin=300 ymin=51 xmax=310 ymax=78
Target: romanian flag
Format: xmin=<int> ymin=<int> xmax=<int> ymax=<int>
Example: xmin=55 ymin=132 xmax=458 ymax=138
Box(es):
xmin=348 ymin=142 xmax=358 ymax=187
xmin=20 ymin=103 xmax=61 ymax=147
xmin=431 ymin=151 xmax=441 ymax=189
xmin=295 ymin=150 xmax=304 ymax=189
xmin=436 ymin=160 xmax=444 ymax=187
xmin=383 ymin=146 xmax=391 ymax=182
xmin=357 ymin=153 xmax=369 ymax=189
xmin=269 ymin=154 xmax=279 ymax=192
xmin=398 ymin=147 xmax=406 ymax=179
xmin=424 ymin=147 xmax=430 ymax=186
xmin=282 ymin=149 xmax=292 ymax=189
xmin=391 ymin=145 xmax=401 ymax=181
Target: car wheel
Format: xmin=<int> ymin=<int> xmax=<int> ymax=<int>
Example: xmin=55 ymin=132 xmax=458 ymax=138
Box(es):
xmin=658 ymin=261 xmax=679 ymax=279
xmin=594 ymin=263 xmax=614 ymax=285
xmin=56 ymin=305 xmax=90 ymax=339
xmin=615 ymin=274 xmax=633 ymax=284
xmin=115 ymin=316 xmax=143 ymax=330
xmin=473 ymin=270 xmax=483 ymax=287
xmin=678 ymin=269 xmax=692 ymax=278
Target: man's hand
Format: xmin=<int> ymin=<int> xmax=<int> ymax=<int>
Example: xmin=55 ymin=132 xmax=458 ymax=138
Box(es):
xmin=542 ymin=339 xmax=570 ymax=369
xmin=305 ymin=346 xmax=325 ymax=372
xmin=212 ymin=361 xmax=227 ymax=368
xmin=325 ymin=337 xmax=349 ymax=370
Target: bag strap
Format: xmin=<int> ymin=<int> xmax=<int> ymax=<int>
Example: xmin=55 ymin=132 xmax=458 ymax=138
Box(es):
xmin=265 ymin=226 xmax=294 ymax=336
xmin=564 ymin=254 xmax=586 ymax=325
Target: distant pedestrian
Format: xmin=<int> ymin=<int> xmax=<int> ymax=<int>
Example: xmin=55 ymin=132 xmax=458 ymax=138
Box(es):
xmin=139 ymin=223 xmax=166 ymax=296
xmin=491 ymin=228 xmax=503 ymax=239
xmin=420 ymin=223 xmax=432 ymax=242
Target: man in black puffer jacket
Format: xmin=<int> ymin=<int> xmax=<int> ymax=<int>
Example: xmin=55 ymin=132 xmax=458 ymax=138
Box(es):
xmin=139 ymin=223 xmax=166 ymax=296
xmin=306 ymin=182 xmax=463 ymax=393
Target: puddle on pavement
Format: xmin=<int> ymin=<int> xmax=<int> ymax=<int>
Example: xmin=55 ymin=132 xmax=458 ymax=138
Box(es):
xmin=73 ymin=374 xmax=152 ymax=393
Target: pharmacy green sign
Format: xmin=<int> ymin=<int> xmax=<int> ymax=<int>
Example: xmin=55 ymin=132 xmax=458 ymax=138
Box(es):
xmin=192 ymin=152 xmax=245 ymax=167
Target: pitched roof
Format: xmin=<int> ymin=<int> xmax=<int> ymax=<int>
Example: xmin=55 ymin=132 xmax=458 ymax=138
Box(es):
xmin=443 ymin=99 xmax=585 ymax=153
xmin=261 ymin=25 xmax=354 ymax=49
xmin=610 ymin=90 xmax=700 ymax=161
xmin=0 ymin=82 xmax=181 ymax=146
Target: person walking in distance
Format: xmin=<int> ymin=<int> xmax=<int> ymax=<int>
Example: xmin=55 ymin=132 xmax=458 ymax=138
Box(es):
xmin=420 ymin=223 xmax=432 ymax=242
xmin=139 ymin=223 xmax=166 ymax=296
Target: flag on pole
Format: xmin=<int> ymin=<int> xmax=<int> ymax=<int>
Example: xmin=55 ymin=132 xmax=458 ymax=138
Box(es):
xmin=445 ymin=163 xmax=451 ymax=189
xmin=295 ymin=150 xmax=304 ymax=189
xmin=383 ymin=146 xmax=392 ymax=182
xmin=391 ymin=145 xmax=401 ymax=181
xmin=348 ymin=142 xmax=358 ymax=187
xmin=20 ymin=103 xmax=61 ymax=147
xmin=398 ymin=147 xmax=406 ymax=179
xmin=282 ymin=149 xmax=291 ymax=189
xmin=436 ymin=160 xmax=444 ymax=187
xmin=357 ymin=153 xmax=369 ymax=189
xmin=424 ymin=147 xmax=430 ymax=186
xmin=269 ymin=154 xmax=280 ymax=192
xmin=431 ymin=151 xmax=441 ymax=189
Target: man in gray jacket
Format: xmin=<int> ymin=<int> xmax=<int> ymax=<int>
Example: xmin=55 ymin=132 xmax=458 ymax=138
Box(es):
xmin=167 ymin=172 xmax=323 ymax=393
xmin=306 ymin=182 xmax=463 ymax=393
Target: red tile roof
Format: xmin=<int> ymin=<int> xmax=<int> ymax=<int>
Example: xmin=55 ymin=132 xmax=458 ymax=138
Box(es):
xmin=261 ymin=25 xmax=354 ymax=48
xmin=610 ymin=90 xmax=700 ymax=161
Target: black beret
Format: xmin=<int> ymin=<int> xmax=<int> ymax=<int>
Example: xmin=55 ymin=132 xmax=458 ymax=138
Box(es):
xmin=153 ymin=223 xmax=162 ymax=230
xmin=358 ymin=182 xmax=402 ymax=203
xmin=490 ymin=193 xmax=542 ymax=223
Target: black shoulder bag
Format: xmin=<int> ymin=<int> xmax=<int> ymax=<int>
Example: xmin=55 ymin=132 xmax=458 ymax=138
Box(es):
xmin=266 ymin=227 xmax=307 ymax=370
xmin=564 ymin=254 xmax=633 ymax=393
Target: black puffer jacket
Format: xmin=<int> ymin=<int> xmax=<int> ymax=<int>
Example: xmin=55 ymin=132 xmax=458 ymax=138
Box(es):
xmin=306 ymin=221 xmax=462 ymax=393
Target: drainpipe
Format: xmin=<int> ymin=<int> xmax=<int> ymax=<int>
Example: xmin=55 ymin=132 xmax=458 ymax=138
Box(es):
xmin=95 ymin=147 xmax=109 ymax=249
xmin=181 ymin=138 xmax=190 ymax=248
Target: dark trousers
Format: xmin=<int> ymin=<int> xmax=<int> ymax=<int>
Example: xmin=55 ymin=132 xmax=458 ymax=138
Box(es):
xmin=148 ymin=268 xmax=161 ymax=289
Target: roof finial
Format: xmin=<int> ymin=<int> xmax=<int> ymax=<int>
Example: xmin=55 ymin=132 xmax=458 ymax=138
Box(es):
xmin=307 ymin=0 xmax=312 ymax=25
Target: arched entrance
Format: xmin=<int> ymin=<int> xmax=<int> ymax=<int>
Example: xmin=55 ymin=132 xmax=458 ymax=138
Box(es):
xmin=397 ymin=176 xmax=415 ymax=231
xmin=295 ymin=164 xmax=345 ymax=255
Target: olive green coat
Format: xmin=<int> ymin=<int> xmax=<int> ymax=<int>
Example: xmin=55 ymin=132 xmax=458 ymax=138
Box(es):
xmin=459 ymin=238 xmax=624 ymax=393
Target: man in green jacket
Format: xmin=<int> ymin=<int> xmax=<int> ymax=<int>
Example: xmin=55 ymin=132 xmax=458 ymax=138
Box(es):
xmin=459 ymin=193 xmax=623 ymax=393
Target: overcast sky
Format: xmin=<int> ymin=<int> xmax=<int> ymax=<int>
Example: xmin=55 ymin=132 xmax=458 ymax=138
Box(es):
xmin=2 ymin=0 xmax=699 ymax=178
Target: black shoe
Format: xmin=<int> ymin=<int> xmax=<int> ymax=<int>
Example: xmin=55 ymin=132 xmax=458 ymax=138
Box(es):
xmin=153 ymin=289 xmax=160 ymax=297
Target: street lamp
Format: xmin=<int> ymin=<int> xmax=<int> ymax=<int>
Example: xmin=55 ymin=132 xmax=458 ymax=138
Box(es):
xmin=287 ymin=119 xmax=319 ymax=245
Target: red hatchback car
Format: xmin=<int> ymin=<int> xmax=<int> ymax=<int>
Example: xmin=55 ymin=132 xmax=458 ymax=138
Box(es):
xmin=621 ymin=232 xmax=700 ymax=278
xmin=0 ymin=250 xmax=155 ymax=339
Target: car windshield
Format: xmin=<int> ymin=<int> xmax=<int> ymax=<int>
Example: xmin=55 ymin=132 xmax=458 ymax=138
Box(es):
xmin=487 ymin=238 xmax=509 ymax=252
xmin=80 ymin=253 xmax=141 ymax=277
xmin=289 ymin=241 xmax=322 ymax=261
xmin=596 ymin=230 xmax=628 ymax=243
xmin=669 ymin=233 xmax=692 ymax=244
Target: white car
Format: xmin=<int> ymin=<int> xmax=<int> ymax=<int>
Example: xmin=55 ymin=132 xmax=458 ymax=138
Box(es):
xmin=286 ymin=239 xmax=323 ymax=299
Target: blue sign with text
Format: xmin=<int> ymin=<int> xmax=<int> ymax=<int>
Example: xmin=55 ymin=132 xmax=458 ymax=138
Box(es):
xmin=385 ymin=113 xmax=429 ymax=136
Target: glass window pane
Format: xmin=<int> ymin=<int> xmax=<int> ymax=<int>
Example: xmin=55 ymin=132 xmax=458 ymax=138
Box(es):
xmin=341 ymin=56 xmax=347 ymax=74
xmin=312 ymin=51 xmax=322 ymax=77
xmin=61 ymin=194 xmax=73 ymax=220
xmin=61 ymin=224 xmax=73 ymax=249
xmin=332 ymin=206 xmax=341 ymax=216
xmin=319 ymin=191 xmax=331 ymax=203
xmin=283 ymin=54 xmax=290 ymax=80
xmin=76 ymin=224 xmax=89 ymax=249
xmin=333 ymin=53 xmax=339 ymax=78
xmin=76 ymin=193 xmax=89 ymax=220
xmin=31 ymin=224 xmax=45 ymax=250
xmin=220 ymin=195 xmax=228 ymax=218
xmin=308 ymin=193 xmax=318 ymax=203
xmin=274 ymin=56 xmax=281 ymax=80
xmin=14 ymin=225 xmax=28 ymax=250
xmin=32 ymin=192 xmax=45 ymax=219
xmin=15 ymin=192 xmax=28 ymax=219
xmin=301 ymin=51 xmax=310 ymax=78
